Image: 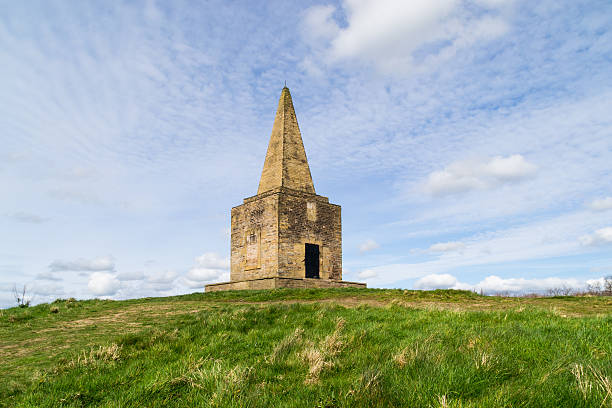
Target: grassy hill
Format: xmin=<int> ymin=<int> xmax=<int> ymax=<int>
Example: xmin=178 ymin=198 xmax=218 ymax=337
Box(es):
xmin=1 ymin=288 xmax=611 ymax=407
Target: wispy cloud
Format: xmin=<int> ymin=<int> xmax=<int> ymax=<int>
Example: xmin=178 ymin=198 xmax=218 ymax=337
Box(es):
xmin=589 ymin=197 xmax=612 ymax=212
xmin=35 ymin=271 xmax=62 ymax=281
xmin=358 ymin=269 xmax=378 ymax=279
xmin=147 ymin=270 xmax=178 ymax=285
xmin=424 ymin=155 xmax=537 ymax=196
xmin=49 ymin=256 xmax=115 ymax=272
xmin=116 ymin=270 xmax=145 ymax=281
xmin=5 ymin=212 xmax=48 ymax=224
xmin=30 ymin=282 xmax=65 ymax=297
xmin=359 ymin=239 xmax=380 ymax=253
xmin=428 ymin=241 xmax=466 ymax=252
xmin=579 ymin=228 xmax=612 ymax=247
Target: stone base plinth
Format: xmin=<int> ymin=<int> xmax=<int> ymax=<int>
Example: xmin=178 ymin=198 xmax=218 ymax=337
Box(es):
xmin=205 ymin=277 xmax=366 ymax=292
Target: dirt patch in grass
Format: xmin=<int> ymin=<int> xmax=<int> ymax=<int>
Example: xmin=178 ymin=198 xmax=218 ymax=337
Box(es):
xmin=30 ymin=302 xmax=211 ymax=334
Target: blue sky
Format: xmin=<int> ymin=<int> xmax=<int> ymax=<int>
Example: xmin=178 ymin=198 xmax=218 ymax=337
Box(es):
xmin=1 ymin=0 xmax=611 ymax=307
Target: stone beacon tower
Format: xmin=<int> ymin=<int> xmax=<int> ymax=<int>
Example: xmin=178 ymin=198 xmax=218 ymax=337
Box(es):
xmin=205 ymin=87 xmax=366 ymax=291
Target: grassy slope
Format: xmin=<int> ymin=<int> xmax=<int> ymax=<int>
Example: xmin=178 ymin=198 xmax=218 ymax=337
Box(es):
xmin=1 ymin=288 xmax=611 ymax=407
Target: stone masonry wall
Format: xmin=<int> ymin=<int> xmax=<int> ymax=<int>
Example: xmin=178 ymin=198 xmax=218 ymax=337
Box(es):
xmin=231 ymin=187 xmax=342 ymax=282
xmin=277 ymin=189 xmax=342 ymax=280
xmin=206 ymin=277 xmax=365 ymax=292
xmin=230 ymin=193 xmax=279 ymax=281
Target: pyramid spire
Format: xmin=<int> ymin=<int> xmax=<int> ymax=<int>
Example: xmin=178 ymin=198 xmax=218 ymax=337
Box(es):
xmin=257 ymin=87 xmax=316 ymax=195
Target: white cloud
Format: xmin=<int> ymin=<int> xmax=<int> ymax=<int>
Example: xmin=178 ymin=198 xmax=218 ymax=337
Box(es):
xmin=116 ymin=270 xmax=145 ymax=281
xmin=147 ymin=270 xmax=178 ymax=284
xmin=415 ymin=273 xmax=589 ymax=293
xmin=88 ymin=272 xmax=120 ymax=296
xmin=30 ymin=282 xmax=65 ymax=297
xmin=358 ymin=269 xmax=378 ymax=279
xmin=49 ymin=256 xmax=115 ymax=272
xmin=183 ymin=271 xmax=230 ymax=289
xmin=428 ymin=241 xmax=465 ymax=252
xmin=302 ymin=0 xmax=511 ymax=73
xmin=579 ymin=227 xmax=612 ymax=246
xmin=589 ymin=197 xmax=612 ymax=211
xmin=186 ymin=268 xmax=224 ymax=282
xmin=35 ymin=271 xmax=62 ymax=281
xmin=425 ymin=155 xmax=537 ymax=196
xmin=183 ymin=252 xmax=229 ymax=287
xmin=415 ymin=273 xmax=459 ymax=289
xmin=359 ymin=239 xmax=380 ymax=253
xmin=483 ymin=155 xmax=538 ymax=181
xmin=585 ymin=277 xmax=607 ymax=288
xmin=194 ymin=253 xmax=229 ymax=269
xmin=302 ymin=5 xmax=339 ymax=45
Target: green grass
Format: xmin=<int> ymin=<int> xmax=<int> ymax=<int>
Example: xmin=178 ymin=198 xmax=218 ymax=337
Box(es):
xmin=1 ymin=289 xmax=611 ymax=407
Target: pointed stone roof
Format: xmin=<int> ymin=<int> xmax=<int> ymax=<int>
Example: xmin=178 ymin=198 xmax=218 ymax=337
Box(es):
xmin=257 ymin=87 xmax=316 ymax=195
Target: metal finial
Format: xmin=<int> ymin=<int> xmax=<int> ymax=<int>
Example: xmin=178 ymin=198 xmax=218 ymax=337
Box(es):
xmin=284 ymin=80 xmax=287 ymax=87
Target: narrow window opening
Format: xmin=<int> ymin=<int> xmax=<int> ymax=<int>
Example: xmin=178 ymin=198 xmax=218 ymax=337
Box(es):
xmin=247 ymin=232 xmax=257 ymax=244
xmin=307 ymin=202 xmax=317 ymax=221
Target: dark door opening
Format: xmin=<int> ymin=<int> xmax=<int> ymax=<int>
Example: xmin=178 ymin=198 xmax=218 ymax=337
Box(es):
xmin=305 ymin=243 xmax=320 ymax=279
